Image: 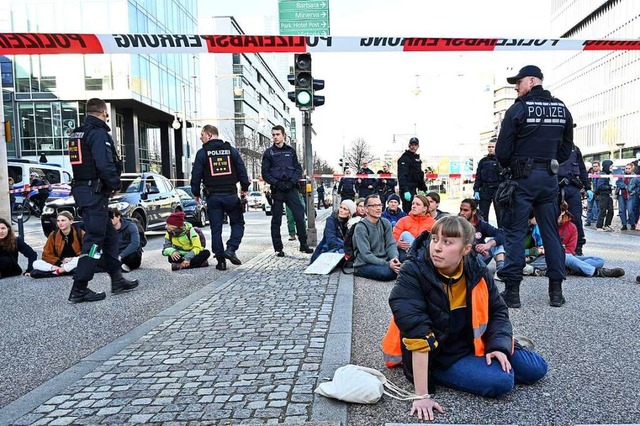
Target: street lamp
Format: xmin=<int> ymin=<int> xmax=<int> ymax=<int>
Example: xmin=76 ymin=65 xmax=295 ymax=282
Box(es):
xmin=615 ymin=141 xmax=625 ymax=159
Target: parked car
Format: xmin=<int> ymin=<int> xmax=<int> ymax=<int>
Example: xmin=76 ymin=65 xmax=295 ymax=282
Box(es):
xmin=176 ymin=186 xmax=208 ymax=227
xmin=246 ymin=191 xmax=264 ymax=209
xmin=40 ymin=172 xmax=183 ymax=236
xmin=8 ymin=159 xmax=73 ymax=204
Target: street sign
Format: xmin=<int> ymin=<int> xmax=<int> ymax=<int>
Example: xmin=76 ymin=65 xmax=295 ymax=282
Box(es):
xmin=279 ymin=0 xmax=330 ymax=36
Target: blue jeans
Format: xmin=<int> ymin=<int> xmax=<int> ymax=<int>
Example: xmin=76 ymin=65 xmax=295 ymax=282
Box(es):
xmin=431 ymin=348 xmax=548 ymax=398
xmin=354 ymin=263 xmax=397 ymax=281
xmin=398 ymin=231 xmax=416 ymax=262
xmin=617 ymin=195 xmax=629 ymax=226
xmin=629 ymin=194 xmax=639 ymax=229
xmin=565 ymin=254 xmax=604 ymax=276
xmin=586 ymin=196 xmax=599 ymax=223
xmin=479 ymin=244 xmax=505 ymax=267
xmin=207 ymin=194 xmax=245 ymax=258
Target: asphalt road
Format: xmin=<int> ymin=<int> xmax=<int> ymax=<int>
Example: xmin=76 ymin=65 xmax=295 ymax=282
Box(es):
xmin=349 ymin=223 xmax=640 ymax=425
xmin=0 ymin=208 xmax=280 ymax=409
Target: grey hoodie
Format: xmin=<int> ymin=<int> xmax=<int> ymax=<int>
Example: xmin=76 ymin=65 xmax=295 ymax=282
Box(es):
xmin=353 ymin=217 xmax=399 ymax=267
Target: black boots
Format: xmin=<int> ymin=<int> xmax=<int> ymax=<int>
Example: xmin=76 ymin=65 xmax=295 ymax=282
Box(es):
xmin=500 ymin=282 xmax=521 ymax=308
xmin=548 ymin=280 xmax=566 ymax=307
xmin=215 ymin=255 xmax=227 ymax=270
xmin=224 ymin=250 xmax=242 ymax=265
xmin=299 ymin=244 xmax=313 ymax=254
xmin=112 ymin=277 xmax=139 ymax=294
xmin=69 ymin=283 xmax=106 ymax=303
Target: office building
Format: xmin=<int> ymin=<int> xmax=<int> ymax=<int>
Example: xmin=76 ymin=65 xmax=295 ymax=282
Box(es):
xmin=0 ymin=0 xmax=199 ymax=180
xmin=550 ymin=0 xmax=640 ymax=162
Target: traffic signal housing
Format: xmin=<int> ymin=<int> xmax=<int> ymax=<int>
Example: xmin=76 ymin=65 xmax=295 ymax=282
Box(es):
xmin=313 ymin=79 xmax=325 ymax=108
xmin=287 ymin=54 xmax=325 ymax=110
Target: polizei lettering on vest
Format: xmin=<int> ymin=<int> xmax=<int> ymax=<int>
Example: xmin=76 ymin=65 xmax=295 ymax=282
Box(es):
xmin=207 ymin=150 xmax=231 ymax=156
xmin=527 ymin=104 xmax=566 ymax=118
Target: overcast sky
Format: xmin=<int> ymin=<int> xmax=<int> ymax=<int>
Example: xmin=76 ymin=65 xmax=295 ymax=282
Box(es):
xmin=198 ymin=0 xmax=556 ymax=166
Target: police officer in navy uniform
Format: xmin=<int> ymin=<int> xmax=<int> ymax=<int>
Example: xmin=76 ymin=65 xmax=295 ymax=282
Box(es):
xmin=473 ymin=139 xmax=503 ymax=224
xmin=190 ymin=124 xmax=250 ymax=271
xmin=397 ymin=137 xmax=428 ymax=213
xmin=261 ymin=125 xmax=313 ymax=257
xmin=356 ymin=160 xmax=376 ymax=198
xmin=557 ymin=145 xmax=591 ymax=255
xmin=68 ymin=98 xmax=138 ymax=303
xmin=337 ymin=168 xmax=357 ymax=201
xmin=495 ymin=66 xmax=573 ymax=308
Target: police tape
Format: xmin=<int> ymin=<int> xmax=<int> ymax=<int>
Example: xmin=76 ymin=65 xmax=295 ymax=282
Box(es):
xmin=8 ymin=184 xmax=61 ymax=194
xmin=2 ymin=33 xmax=640 ymax=55
xmin=313 ymin=173 xmax=476 ymax=179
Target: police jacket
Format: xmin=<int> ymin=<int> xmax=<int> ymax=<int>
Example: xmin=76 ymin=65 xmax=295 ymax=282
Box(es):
xmin=397 ymin=150 xmax=427 ymax=192
xmin=69 ymin=115 xmax=121 ymax=192
xmin=191 ymin=139 xmax=250 ymax=196
xmin=117 ymin=218 xmax=141 ymax=258
xmin=357 ymin=167 xmax=376 ymax=192
xmin=261 ymin=143 xmax=302 ymax=189
xmin=496 ymin=85 xmax=573 ymax=168
xmin=473 ymin=155 xmax=502 ymax=191
xmin=337 ymin=177 xmax=356 ymax=195
xmin=558 ymin=147 xmax=590 ymax=190
xmin=376 ymin=169 xmax=397 ymax=195
xmin=389 ymin=231 xmax=512 ymax=373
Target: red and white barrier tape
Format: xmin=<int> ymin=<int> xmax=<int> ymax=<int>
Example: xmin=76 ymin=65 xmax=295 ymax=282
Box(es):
xmin=1 ymin=33 xmax=640 ymax=55
xmin=313 ymin=173 xmax=476 ymax=179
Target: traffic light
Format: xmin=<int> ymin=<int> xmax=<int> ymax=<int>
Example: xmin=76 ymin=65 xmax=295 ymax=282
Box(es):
xmin=313 ymin=78 xmax=325 ymax=108
xmin=339 ymin=158 xmax=344 ymax=169
xmin=293 ymin=53 xmax=313 ymax=109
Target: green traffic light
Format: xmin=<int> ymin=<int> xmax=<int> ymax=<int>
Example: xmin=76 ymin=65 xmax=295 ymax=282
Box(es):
xmin=296 ymin=89 xmax=312 ymax=106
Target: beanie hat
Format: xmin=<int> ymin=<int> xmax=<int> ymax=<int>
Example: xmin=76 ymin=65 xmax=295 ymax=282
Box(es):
xmin=387 ymin=194 xmax=401 ymax=204
xmin=340 ymin=199 xmax=357 ymax=216
xmin=166 ymin=211 xmax=185 ymax=227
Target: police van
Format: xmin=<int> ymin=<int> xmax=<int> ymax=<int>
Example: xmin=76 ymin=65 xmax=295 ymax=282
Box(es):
xmin=7 ymin=159 xmax=73 ymax=200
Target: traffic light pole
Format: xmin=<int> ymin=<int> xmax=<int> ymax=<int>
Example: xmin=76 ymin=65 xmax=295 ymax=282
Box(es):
xmin=303 ymin=109 xmax=317 ymax=246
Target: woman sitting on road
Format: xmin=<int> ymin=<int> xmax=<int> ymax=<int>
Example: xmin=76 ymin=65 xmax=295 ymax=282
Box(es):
xmin=110 ymin=208 xmax=142 ymax=272
xmin=309 ymin=199 xmax=357 ymax=264
xmin=31 ymin=211 xmax=83 ymax=278
xmin=389 ymin=216 xmax=547 ymax=422
xmin=392 ymin=194 xmax=435 ymax=262
xmin=0 ymin=217 xmax=37 ymax=278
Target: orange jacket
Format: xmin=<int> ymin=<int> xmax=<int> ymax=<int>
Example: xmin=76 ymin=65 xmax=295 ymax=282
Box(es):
xmin=392 ymin=213 xmax=435 ymax=242
xmin=42 ymin=226 xmax=84 ymax=265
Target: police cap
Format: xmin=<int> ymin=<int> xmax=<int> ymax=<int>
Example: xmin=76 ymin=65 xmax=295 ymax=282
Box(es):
xmin=507 ymin=65 xmax=544 ymax=84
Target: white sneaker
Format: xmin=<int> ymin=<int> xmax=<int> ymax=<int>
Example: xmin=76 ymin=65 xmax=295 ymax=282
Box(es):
xmin=604 ymin=225 xmax=613 ymax=232
xmin=523 ymin=265 xmax=535 ymax=275
xmin=121 ymin=264 xmax=131 ymax=273
xmin=493 ymin=272 xmax=503 ymax=282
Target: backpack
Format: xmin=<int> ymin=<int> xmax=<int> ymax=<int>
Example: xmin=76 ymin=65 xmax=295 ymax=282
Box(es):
xmin=130 ymin=217 xmax=147 ymax=248
xmin=190 ymin=226 xmax=207 ymax=249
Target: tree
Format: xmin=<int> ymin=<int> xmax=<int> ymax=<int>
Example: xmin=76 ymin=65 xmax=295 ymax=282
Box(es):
xmin=345 ymin=137 xmax=372 ymax=172
xmin=313 ymin=154 xmax=334 ymax=175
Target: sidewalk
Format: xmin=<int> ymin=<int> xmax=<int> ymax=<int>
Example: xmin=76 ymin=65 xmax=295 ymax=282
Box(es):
xmin=0 ymin=209 xmax=352 ymax=425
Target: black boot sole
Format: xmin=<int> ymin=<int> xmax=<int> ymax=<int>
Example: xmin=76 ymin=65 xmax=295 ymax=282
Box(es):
xmin=112 ymin=283 xmax=139 ymax=295
xmin=224 ymin=252 xmax=242 ymax=265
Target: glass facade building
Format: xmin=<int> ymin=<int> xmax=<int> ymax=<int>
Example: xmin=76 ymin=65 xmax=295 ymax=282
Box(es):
xmin=0 ymin=0 xmax=199 ymax=179
xmin=550 ymin=0 xmax=640 ymax=162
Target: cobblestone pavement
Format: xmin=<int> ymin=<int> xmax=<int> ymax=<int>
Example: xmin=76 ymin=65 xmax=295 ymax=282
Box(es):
xmin=3 ymin=231 xmax=349 ymax=424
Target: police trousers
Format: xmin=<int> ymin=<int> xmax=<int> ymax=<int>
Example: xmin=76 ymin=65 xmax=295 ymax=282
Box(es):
xmin=72 ymin=188 xmax=121 ymax=289
xmin=499 ymin=169 xmax=565 ymax=283
xmin=206 ymin=193 xmax=245 ymax=258
xmin=271 ymin=188 xmax=307 ymax=251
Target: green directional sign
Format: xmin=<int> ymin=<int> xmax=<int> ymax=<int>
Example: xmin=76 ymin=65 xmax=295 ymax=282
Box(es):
xmin=279 ymin=0 xmax=330 ymax=36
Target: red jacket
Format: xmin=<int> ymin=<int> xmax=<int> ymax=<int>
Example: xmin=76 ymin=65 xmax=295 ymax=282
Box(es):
xmin=558 ymin=219 xmax=578 ymax=255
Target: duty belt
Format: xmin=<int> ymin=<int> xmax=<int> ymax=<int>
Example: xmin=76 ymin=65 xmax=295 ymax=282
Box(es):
xmin=531 ymin=160 xmax=550 ymax=169
xmin=73 ymin=179 xmax=99 ymax=187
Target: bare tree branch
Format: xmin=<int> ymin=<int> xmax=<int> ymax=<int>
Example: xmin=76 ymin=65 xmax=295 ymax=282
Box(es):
xmin=345 ymin=138 xmax=372 ymax=171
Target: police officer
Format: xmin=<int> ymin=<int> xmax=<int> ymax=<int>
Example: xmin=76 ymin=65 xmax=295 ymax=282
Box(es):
xmin=557 ymin=145 xmax=591 ymax=255
xmin=261 ymin=125 xmax=313 ymax=256
xmin=397 ymin=137 xmax=427 ymax=212
xmin=495 ymin=65 xmax=573 ymax=308
xmin=68 ymin=98 xmax=138 ymax=303
xmin=473 ymin=140 xmax=503 ymax=224
xmin=357 ymin=160 xmax=376 ymax=198
xmin=337 ymin=168 xmax=357 ymax=201
xmin=190 ymin=124 xmax=250 ymax=271
xmin=376 ymin=163 xmax=396 ymax=202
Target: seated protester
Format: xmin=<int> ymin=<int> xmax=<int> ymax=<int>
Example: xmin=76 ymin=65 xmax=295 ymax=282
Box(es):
xmin=557 ymin=205 xmax=624 ymax=278
xmin=393 ymin=195 xmax=436 ymax=262
xmin=458 ymin=198 xmax=505 ymax=278
xmin=389 ymin=216 xmax=548 ymax=420
xmin=110 ymin=208 xmax=142 ymax=272
xmin=162 ymin=211 xmax=211 ymax=271
xmin=425 ymin=191 xmax=450 ymax=220
xmin=0 ymin=217 xmax=37 ymax=278
xmin=353 ymin=194 xmax=401 ymax=281
xmin=381 ymin=194 xmax=407 ymax=227
xmin=355 ymin=198 xmax=367 ymax=218
xmin=522 ymin=212 xmax=545 ymax=276
xmin=32 ymin=212 xmax=83 ymax=278
xmin=309 ymin=199 xmax=356 ymax=264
